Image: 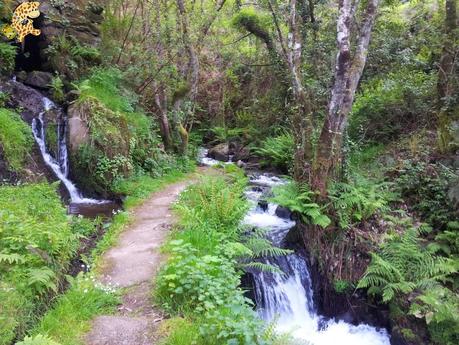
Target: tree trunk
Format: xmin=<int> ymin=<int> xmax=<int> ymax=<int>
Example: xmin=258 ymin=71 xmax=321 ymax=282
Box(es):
xmin=311 ymin=0 xmax=380 ymax=197
xmin=154 ymin=87 xmax=173 ymax=151
xmin=288 ymin=0 xmax=314 ymax=180
xmin=437 ymin=0 xmax=458 ymax=152
xmin=176 ymin=0 xmax=200 ymax=155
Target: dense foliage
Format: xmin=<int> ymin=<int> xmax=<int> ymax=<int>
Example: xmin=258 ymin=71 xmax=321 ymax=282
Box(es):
xmin=156 ymin=168 xmax=289 ymax=345
xmin=0 ymin=108 xmax=32 ymax=171
xmin=0 ymin=184 xmax=77 ymax=344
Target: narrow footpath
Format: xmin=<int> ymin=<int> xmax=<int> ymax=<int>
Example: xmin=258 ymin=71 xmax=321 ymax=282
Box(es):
xmin=85 ymin=168 xmax=210 ymax=345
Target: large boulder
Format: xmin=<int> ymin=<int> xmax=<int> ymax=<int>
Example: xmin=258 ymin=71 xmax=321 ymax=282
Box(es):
xmin=67 ymin=103 xmax=90 ymax=152
xmin=7 ymin=1 xmax=103 ymax=78
xmin=208 ymin=143 xmax=230 ymax=161
xmin=0 ymin=79 xmax=47 ymax=123
xmin=24 ymin=71 xmax=53 ymax=89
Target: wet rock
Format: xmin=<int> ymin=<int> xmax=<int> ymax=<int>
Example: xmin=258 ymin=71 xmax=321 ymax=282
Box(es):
xmin=237 ymin=160 xmax=247 ymax=168
xmin=68 ymin=103 xmax=90 ymax=152
xmin=0 ymin=80 xmax=47 ymax=123
xmin=275 ymin=205 xmax=292 ymax=219
xmin=258 ymin=200 xmax=268 ymax=211
xmin=234 ymin=146 xmax=252 ymax=161
xmin=284 ymin=224 xmax=302 ymax=246
xmin=208 ymin=143 xmax=229 ymax=161
xmin=24 ymin=71 xmax=53 ymax=89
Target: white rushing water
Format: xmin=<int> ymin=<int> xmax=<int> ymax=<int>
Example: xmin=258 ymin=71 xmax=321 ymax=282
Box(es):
xmin=32 ymin=97 xmax=106 ymax=204
xmin=197 ymin=147 xmax=235 ymax=166
xmin=243 ymin=174 xmax=391 ymax=345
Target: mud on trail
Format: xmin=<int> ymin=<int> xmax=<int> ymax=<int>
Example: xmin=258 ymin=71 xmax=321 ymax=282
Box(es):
xmin=85 ymin=168 xmax=212 ymax=345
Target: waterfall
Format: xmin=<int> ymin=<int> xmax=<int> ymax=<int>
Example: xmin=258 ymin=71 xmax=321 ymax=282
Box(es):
xmin=32 ymin=97 xmax=104 ymax=204
xmin=243 ymin=174 xmax=391 ymax=345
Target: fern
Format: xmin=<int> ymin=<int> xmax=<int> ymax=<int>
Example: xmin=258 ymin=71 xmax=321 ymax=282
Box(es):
xmin=242 ymin=262 xmax=283 ymax=274
xmin=271 ymin=182 xmax=331 ymax=228
xmin=15 ymin=334 xmax=61 ymax=345
xmin=0 ymin=253 xmax=26 ymax=265
xmin=358 ymin=223 xmax=458 ymax=303
xmin=329 ymin=174 xmax=393 ymax=230
xmin=27 ymin=267 xmax=58 ymax=294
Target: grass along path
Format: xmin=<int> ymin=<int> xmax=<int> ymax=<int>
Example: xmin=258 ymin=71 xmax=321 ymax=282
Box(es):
xmin=84 ymin=167 xmax=212 ymax=345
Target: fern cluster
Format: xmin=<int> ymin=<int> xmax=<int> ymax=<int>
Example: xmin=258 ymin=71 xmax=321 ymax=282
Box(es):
xmin=253 ymin=131 xmax=295 ymax=173
xmin=271 ymin=182 xmax=331 ymax=228
xmin=329 ymin=174 xmax=394 ymax=230
xmin=358 ymin=217 xmax=459 ymax=344
xmin=0 ymin=184 xmax=90 ymax=345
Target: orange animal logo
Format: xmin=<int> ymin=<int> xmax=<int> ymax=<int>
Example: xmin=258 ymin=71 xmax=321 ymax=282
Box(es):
xmin=1 ymin=2 xmax=41 ymax=43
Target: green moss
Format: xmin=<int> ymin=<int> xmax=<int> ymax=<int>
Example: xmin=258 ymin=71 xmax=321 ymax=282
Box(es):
xmin=0 ymin=108 xmax=33 ymax=171
xmin=45 ymin=123 xmax=59 ymax=158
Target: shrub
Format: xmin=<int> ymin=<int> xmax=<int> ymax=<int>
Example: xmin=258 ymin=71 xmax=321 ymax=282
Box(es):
xmin=0 ymin=42 xmax=16 ymax=75
xmin=394 ymin=161 xmax=458 ymax=229
xmin=350 ymin=70 xmax=435 ymax=144
xmin=0 ymin=183 xmax=78 ymax=344
xmin=0 ymin=108 xmax=33 ymax=171
xmin=156 ymin=240 xmax=241 ymax=314
xmin=156 ymin=173 xmax=286 ymax=344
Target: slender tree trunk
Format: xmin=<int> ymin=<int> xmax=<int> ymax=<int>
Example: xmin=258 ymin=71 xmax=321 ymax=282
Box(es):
xmin=311 ymin=0 xmax=380 ymax=197
xmin=154 ymin=86 xmax=173 ymax=151
xmin=176 ymin=0 xmax=199 ymax=154
xmin=437 ymin=0 xmax=458 ymax=152
xmin=287 ymin=0 xmax=314 ymax=180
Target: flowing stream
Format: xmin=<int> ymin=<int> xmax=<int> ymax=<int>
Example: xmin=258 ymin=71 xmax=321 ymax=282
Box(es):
xmin=243 ymin=174 xmax=391 ymax=345
xmin=31 ymin=96 xmax=116 ymax=215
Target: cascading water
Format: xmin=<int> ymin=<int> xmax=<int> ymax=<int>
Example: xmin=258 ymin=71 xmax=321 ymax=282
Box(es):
xmin=31 ymin=97 xmax=105 ymax=205
xmin=243 ymin=174 xmax=391 ymax=345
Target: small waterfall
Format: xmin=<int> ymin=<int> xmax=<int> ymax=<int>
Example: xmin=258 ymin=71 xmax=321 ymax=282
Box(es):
xmin=32 ymin=97 xmax=104 ymax=204
xmin=244 ymin=174 xmax=391 ymax=345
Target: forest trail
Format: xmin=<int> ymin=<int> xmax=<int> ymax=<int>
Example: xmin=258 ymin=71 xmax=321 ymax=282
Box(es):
xmin=85 ymin=167 xmax=211 ymax=345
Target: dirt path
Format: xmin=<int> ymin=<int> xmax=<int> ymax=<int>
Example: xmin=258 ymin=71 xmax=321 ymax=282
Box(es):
xmin=85 ymin=168 xmax=210 ymax=345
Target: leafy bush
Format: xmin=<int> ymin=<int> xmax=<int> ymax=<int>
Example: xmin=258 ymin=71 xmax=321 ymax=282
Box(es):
xmin=156 ymin=240 xmax=242 ymax=314
xmin=409 ymin=287 xmax=459 ymax=345
xmin=0 ymin=108 xmax=33 ymax=171
xmin=394 ymin=161 xmax=458 ymax=229
xmin=0 ymin=183 xmax=78 ymax=344
xmin=254 ymin=131 xmax=294 ymax=173
xmin=156 ymin=173 xmax=287 ymax=344
xmin=350 ymin=70 xmax=435 ymax=143
xmin=0 ymin=42 xmax=16 ymax=75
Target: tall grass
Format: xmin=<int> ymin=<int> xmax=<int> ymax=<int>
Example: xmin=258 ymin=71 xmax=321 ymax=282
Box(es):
xmin=0 ymin=108 xmax=33 ymax=171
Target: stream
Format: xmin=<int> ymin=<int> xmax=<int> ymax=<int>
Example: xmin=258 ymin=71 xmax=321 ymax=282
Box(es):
xmin=200 ymin=153 xmax=391 ymax=345
xmin=29 ymin=91 xmax=118 ymax=216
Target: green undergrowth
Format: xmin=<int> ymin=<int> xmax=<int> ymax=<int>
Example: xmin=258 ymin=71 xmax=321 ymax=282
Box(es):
xmin=0 ymin=108 xmax=33 ymax=171
xmin=155 ymin=165 xmax=292 ymax=345
xmin=19 ymin=168 xmax=198 ymax=345
xmin=71 ymin=67 xmax=195 ymax=196
xmin=0 ymin=183 xmax=79 ymax=345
